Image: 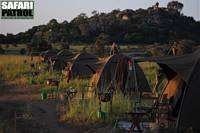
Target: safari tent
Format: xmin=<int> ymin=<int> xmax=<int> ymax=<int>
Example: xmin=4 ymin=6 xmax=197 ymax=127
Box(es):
xmin=52 ymin=49 xmax=75 ymax=71
xmin=90 ymin=54 xmax=151 ymax=94
xmin=136 ymin=49 xmax=200 ymax=132
xmin=54 ymin=49 xmax=74 ymax=61
xmin=68 ymin=53 xmax=100 ymax=79
xmin=39 ymin=49 xmax=59 ymax=62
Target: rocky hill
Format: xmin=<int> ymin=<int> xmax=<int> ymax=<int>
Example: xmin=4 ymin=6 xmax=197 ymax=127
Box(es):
xmin=0 ymin=1 xmax=200 ymax=45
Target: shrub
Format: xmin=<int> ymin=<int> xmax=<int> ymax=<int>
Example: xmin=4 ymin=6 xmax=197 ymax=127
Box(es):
xmin=19 ymin=48 xmax=26 ymax=55
xmin=0 ymin=46 xmax=5 ymax=54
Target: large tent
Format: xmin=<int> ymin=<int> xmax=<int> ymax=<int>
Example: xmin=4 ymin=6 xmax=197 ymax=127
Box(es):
xmin=69 ymin=53 xmax=100 ymax=79
xmin=90 ymin=54 xmax=151 ymax=94
xmin=136 ymin=49 xmax=200 ymax=132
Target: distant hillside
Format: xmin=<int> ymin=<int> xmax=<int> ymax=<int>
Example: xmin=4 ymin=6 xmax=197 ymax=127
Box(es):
xmin=0 ymin=1 xmax=200 ymax=45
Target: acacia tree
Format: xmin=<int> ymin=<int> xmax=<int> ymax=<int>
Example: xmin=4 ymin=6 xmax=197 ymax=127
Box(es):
xmin=167 ymin=1 xmax=184 ymax=13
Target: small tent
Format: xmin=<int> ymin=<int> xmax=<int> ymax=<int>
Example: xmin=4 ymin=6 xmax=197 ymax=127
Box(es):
xmin=68 ymin=53 xmax=100 ymax=79
xmin=52 ymin=49 xmax=75 ymax=71
xmin=136 ymin=48 xmax=200 ymax=132
xmin=90 ymin=54 xmax=151 ymax=94
xmin=39 ymin=49 xmax=59 ymax=62
xmin=55 ymin=49 xmax=74 ymax=61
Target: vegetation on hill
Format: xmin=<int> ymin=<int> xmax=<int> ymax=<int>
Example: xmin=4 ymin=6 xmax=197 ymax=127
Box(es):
xmin=0 ymin=1 xmax=200 ymax=49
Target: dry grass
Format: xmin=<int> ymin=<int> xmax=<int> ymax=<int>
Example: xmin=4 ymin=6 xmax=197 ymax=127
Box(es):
xmin=0 ymin=55 xmax=169 ymax=130
xmin=0 ymin=55 xmax=38 ymax=84
xmin=139 ymin=62 xmax=159 ymax=88
xmin=0 ymin=55 xmax=31 ymax=64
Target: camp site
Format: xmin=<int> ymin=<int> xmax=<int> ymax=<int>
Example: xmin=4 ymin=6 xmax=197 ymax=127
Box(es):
xmin=0 ymin=1 xmax=200 ymax=133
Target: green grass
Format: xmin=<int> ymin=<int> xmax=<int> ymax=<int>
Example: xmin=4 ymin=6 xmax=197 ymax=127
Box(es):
xmin=139 ymin=62 xmax=159 ymax=88
xmin=0 ymin=43 xmax=146 ymax=56
xmin=0 ymin=55 xmax=34 ymax=84
xmin=1 ymin=44 xmax=27 ymax=50
xmin=0 ymin=55 xmax=62 ymax=86
xmin=61 ymin=91 xmax=134 ymax=125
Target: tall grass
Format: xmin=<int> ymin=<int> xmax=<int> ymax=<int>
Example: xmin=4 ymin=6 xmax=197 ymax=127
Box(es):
xmin=0 ymin=55 xmax=61 ymax=86
xmin=139 ymin=62 xmax=159 ymax=88
xmin=0 ymin=55 xmax=167 ymax=126
xmin=61 ymin=90 xmax=134 ymax=125
xmin=0 ymin=55 xmax=34 ymax=85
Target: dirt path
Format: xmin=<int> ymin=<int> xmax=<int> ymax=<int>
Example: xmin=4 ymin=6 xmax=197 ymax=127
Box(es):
xmin=30 ymin=101 xmax=79 ymax=133
xmin=0 ymin=80 xmax=80 ymax=133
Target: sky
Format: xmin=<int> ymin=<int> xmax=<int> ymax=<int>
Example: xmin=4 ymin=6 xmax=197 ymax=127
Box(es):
xmin=0 ymin=0 xmax=199 ymax=35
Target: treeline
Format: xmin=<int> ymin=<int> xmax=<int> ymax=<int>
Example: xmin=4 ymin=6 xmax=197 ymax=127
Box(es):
xmin=0 ymin=1 xmax=200 ymax=45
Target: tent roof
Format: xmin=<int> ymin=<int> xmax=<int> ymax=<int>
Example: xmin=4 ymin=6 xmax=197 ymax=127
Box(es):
xmin=40 ymin=49 xmax=59 ymax=57
xmin=94 ymin=54 xmax=151 ymax=93
xmin=136 ymin=48 xmax=200 ymax=83
xmin=57 ymin=49 xmax=74 ymax=56
xmin=70 ymin=53 xmax=100 ymax=78
xmin=136 ymin=48 xmax=200 ymax=132
xmin=53 ymin=49 xmax=74 ymax=61
xmin=72 ymin=52 xmax=99 ymax=63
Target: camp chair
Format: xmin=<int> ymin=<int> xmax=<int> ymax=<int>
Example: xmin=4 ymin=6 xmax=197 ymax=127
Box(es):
xmin=140 ymin=92 xmax=173 ymax=128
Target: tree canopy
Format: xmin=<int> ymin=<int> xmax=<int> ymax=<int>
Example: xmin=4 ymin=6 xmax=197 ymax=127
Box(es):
xmin=0 ymin=2 xmax=199 ymax=46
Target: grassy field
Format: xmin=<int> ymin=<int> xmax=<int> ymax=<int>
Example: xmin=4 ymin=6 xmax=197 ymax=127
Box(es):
xmin=0 ymin=43 xmax=145 ymax=55
xmin=0 ymin=55 xmax=169 ymax=132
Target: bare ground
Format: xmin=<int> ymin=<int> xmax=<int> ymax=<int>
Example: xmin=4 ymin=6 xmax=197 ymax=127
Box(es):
xmin=0 ymin=80 xmax=84 ymax=133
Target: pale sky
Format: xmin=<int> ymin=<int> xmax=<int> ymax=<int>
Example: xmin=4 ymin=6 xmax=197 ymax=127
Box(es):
xmin=0 ymin=0 xmax=199 ymax=35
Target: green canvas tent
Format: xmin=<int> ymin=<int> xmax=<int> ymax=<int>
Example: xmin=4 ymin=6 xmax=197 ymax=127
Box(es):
xmin=90 ymin=54 xmax=151 ymax=94
xmin=136 ymin=48 xmax=200 ymax=132
xmin=69 ymin=53 xmax=100 ymax=79
xmin=52 ymin=49 xmax=75 ymax=71
xmin=39 ymin=49 xmax=59 ymax=62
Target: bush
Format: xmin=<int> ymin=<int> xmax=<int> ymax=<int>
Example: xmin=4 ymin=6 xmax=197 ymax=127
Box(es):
xmin=19 ymin=48 xmax=26 ymax=55
xmin=0 ymin=46 xmax=5 ymax=54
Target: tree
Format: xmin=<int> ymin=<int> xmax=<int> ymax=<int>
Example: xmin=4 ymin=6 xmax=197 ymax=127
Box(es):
xmin=94 ymin=33 xmax=110 ymax=56
xmin=167 ymin=1 xmax=184 ymax=13
xmin=78 ymin=13 xmax=88 ymax=19
xmin=73 ymin=13 xmax=88 ymax=24
xmin=0 ymin=34 xmax=6 ymax=44
xmin=31 ymin=32 xmax=52 ymax=52
xmin=6 ymin=33 xmax=14 ymax=44
xmin=19 ymin=48 xmax=26 ymax=55
xmin=78 ymin=23 xmax=90 ymax=36
xmin=48 ymin=19 xmax=58 ymax=26
xmin=92 ymin=10 xmax=98 ymax=16
xmin=60 ymin=37 xmax=69 ymax=49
